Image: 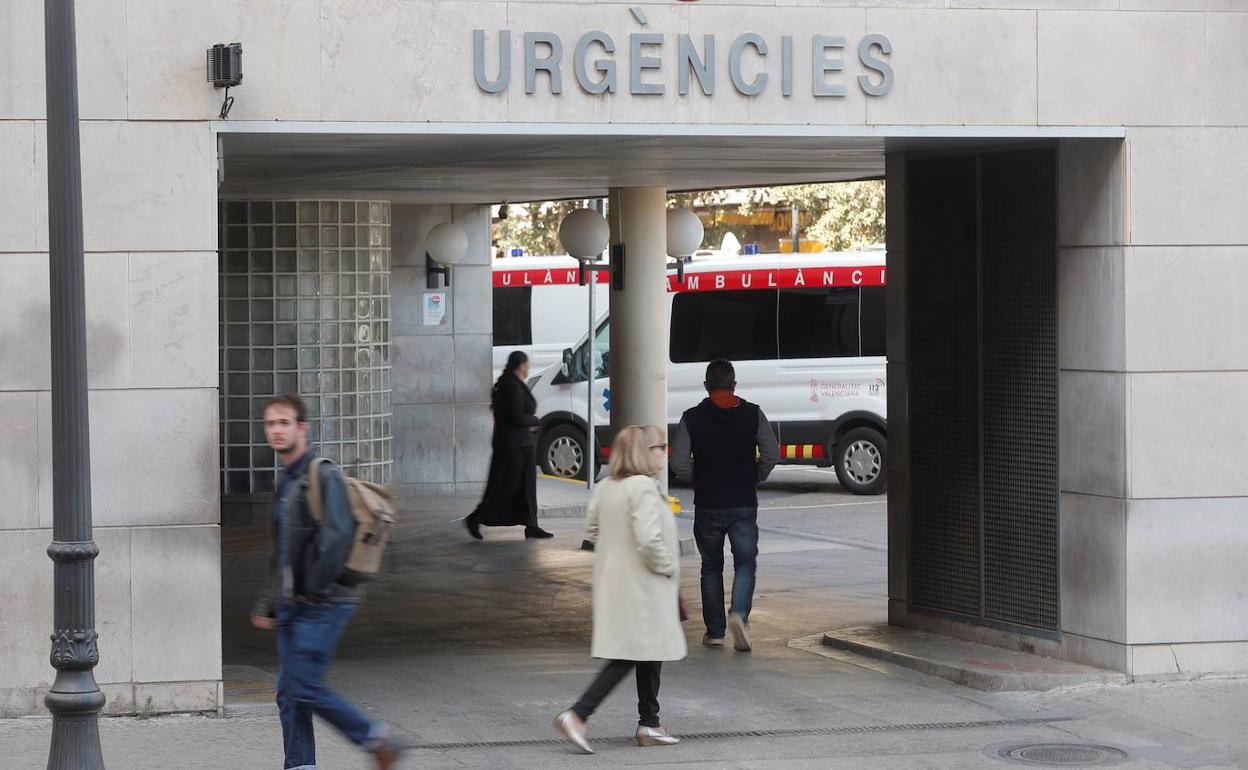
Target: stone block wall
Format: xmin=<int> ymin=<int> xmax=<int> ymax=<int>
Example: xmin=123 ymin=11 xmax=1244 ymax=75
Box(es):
xmin=0 ymin=121 xmax=222 ymax=716
xmin=390 ymin=204 xmax=494 ymax=499
xmin=889 ymin=134 xmax=1248 ymax=678
xmin=1054 ymin=128 xmax=1248 ymax=677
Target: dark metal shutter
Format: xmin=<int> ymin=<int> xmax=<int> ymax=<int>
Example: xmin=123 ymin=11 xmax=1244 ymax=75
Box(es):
xmin=905 ymin=148 xmax=1059 ymax=634
xmin=906 ymin=155 xmax=981 ymax=618
xmin=981 ymin=149 xmax=1059 ymax=630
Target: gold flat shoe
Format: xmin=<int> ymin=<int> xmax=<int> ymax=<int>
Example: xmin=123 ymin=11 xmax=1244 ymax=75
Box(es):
xmin=636 ymin=725 xmax=679 ymax=747
xmin=554 ymin=710 xmax=594 ymax=754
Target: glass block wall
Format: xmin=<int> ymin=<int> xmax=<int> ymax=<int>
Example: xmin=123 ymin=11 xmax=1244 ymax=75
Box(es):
xmin=218 ymin=199 xmax=393 ymax=495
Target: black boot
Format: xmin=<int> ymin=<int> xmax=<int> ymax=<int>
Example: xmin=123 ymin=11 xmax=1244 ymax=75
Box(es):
xmin=525 ymin=526 xmax=554 ymax=539
xmin=465 ymin=513 xmax=483 ymax=540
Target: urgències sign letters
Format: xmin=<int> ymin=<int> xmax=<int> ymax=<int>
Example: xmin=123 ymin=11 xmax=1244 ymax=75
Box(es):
xmin=473 ymin=24 xmax=894 ymax=99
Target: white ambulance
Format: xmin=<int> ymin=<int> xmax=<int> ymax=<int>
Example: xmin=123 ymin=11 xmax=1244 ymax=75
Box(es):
xmin=497 ymin=250 xmax=889 ymax=495
xmin=491 ymin=255 xmax=610 ymax=374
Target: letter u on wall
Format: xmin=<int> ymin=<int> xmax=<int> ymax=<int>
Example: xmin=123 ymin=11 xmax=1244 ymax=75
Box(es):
xmin=474 ymin=29 xmax=511 ymax=93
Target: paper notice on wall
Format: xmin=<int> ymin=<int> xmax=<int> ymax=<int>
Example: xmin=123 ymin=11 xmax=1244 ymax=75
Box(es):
xmin=423 ymin=291 xmax=448 ymax=326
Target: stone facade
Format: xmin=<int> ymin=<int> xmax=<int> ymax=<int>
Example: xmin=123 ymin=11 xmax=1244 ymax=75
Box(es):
xmin=2 ymin=0 xmax=1246 ymax=715
xmin=389 ymin=204 xmax=494 ymax=499
xmin=1051 ymin=130 xmax=1248 ymax=676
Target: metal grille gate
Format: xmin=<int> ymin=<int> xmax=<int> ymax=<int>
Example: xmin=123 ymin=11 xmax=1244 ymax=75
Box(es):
xmin=906 ymin=148 xmax=1059 ymax=633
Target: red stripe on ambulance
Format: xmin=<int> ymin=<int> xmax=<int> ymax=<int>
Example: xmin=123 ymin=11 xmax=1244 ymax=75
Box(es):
xmin=669 ymin=267 xmax=886 ymax=292
xmin=492 ymin=269 xmax=609 ymax=287
xmin=492 ymin=265 xmax=886 ymax=290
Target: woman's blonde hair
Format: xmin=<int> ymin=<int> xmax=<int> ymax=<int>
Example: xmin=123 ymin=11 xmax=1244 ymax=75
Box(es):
xmin=607 ymin=425 xmax=664 ymax=480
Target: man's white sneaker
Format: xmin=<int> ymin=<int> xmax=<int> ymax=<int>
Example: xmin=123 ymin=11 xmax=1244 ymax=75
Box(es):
xmin=702 ymin=634 xmax=725 ymax=647
xmin=728 ymin=613 xmax=752 ymax=652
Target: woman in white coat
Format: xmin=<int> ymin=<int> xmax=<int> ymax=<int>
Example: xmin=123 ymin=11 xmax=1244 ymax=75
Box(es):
xmin=553 ymin=425 xmax=687 ymax=753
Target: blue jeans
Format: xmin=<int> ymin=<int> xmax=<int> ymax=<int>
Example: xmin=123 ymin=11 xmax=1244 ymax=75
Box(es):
xmin=276 ymin=601 xmax=375 ymax=769
xmin=693 ymin=506 xmax=759 ymax=639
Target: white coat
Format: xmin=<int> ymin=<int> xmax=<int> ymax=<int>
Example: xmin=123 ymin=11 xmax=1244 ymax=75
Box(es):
xmin=586 ymin=474 xmax=688 ymax=662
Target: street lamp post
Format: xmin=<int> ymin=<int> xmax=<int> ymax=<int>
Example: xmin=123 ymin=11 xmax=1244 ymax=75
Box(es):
xmin=44 ymin=0 xmax=106 ymax=766
xmin=558 ymin=208 xmax=611 ymax=490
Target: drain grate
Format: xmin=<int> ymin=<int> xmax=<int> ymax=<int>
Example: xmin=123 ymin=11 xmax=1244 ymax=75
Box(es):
xmin=408 ymin=716 xmax=1076 ymax=752
xmin=998 ymin=743 xmax=1127 ymax=766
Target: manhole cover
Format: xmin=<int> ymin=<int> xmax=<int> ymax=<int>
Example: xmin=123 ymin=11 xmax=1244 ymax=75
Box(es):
xmin=998 ymin=743 xmax=1127 ymax=766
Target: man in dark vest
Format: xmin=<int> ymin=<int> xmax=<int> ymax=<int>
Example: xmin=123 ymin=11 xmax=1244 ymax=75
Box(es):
xmin=670 ymin=359 xmax=780 ymax=652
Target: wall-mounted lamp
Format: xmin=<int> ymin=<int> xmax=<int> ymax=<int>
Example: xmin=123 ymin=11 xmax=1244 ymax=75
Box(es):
xmin=666 ymin=207 xmax=704 ymax=284
xmin=559 ymin=208 xmax=609 ymax=260
xmin=559 ymin=207 xmax=615 ymax=288
xmin=206 ymin=42 xmax=243 ymax=119
xmin=426 ymin=222 xmax=468 ymax=289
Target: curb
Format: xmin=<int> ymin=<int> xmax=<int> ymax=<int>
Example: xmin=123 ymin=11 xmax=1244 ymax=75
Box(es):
xmin=223 ymin=701 xmax=278 ymax=717
xmin=820 ymin=626 xmax=1130 ymax=692
xmin=538 ymin=503 xmax=589 ymax=519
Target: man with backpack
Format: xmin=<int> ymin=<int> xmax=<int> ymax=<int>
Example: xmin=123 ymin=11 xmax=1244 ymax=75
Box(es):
xmin=251 ymin=393 xmax=405 ymax=769
xmin=670 ymin=360 xmax=780 ymax=653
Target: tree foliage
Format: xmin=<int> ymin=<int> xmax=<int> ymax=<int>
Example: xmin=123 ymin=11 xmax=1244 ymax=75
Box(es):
xmin=492 ymin=200 xmax=584 ymax=257
xmin=492 ymin=180 xmax=885 ymax=258
xmin=693 ymin=180 xmax=885 ymax=251
xmin=803 ymin=181 xmax=886 ymax=250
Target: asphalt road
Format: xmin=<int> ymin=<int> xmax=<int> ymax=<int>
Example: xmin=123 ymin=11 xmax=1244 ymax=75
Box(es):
xmin=669 ymin=465 xmax=887 ymax=551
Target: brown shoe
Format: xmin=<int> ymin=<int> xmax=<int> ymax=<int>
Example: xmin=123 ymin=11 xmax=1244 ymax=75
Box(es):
xmin=373 ymin=746 xmax=401 ymax=770
xmin=370 ymin=734 xmax=407 ymax=769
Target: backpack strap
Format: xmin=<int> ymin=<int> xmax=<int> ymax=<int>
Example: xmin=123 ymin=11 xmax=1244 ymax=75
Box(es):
xmin=306 ymin=457 xmax=330 ymax=524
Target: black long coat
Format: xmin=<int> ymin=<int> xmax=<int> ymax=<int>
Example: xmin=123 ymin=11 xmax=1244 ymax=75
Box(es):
xmin=471 ymin=372 xmax=540 ymax=527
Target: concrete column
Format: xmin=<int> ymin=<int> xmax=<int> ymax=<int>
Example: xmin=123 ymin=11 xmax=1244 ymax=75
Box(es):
xmin=607 ymin=186 xmax=669 ymax=463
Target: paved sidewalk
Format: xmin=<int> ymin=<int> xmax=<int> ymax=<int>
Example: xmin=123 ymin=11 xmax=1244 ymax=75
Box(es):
xmin=5 ymin=658 xmax=1246 ymax=768
xmin=3 ymin=476 xmax=1245 ymax=768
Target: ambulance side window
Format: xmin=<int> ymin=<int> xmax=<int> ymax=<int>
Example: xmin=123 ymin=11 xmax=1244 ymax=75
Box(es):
xmin=778 ymin=287 xmax=859 ymax=359
xmin=670 ymin=291 xmax=778 ymax=363
xmin=860 ymin=286 xmax=887 ymax=357
xmin=492 ymin=287 xmax=532 ymax=346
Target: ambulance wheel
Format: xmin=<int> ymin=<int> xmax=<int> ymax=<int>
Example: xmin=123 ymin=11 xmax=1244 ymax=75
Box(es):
xmin=540 ymin=424 xmax=589 ymax=480
xmin=833 ymin=427 xmax=887 ymax=495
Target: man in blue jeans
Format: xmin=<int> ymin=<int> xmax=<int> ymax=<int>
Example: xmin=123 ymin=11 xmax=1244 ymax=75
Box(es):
xmin=671 ymin=360 xmax=780 ymax=652
xmin=251 ymin=394 xmax=405 ymax=769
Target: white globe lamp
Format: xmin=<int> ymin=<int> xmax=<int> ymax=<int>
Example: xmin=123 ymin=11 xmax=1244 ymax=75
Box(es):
xmin=559 ymin=208 xmax=610 ymax=258
xmin=427 ymin=222 xmax=468 ymax=264
xmin=666 ymin=208 xmax=704 ymax=258
xmin=426 ymin=222 xmax=468 ymax=289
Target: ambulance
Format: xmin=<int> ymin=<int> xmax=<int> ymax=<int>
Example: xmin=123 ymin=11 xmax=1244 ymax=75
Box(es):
xmin=491 ymin=255 xmax=611 ymax=374
xmin=494 ymin=250 xmax=888 ymax=495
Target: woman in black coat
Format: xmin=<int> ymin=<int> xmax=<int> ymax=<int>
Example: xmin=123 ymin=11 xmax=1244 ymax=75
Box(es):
xmin=464 ymin=351 xmax=554 ymax=540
